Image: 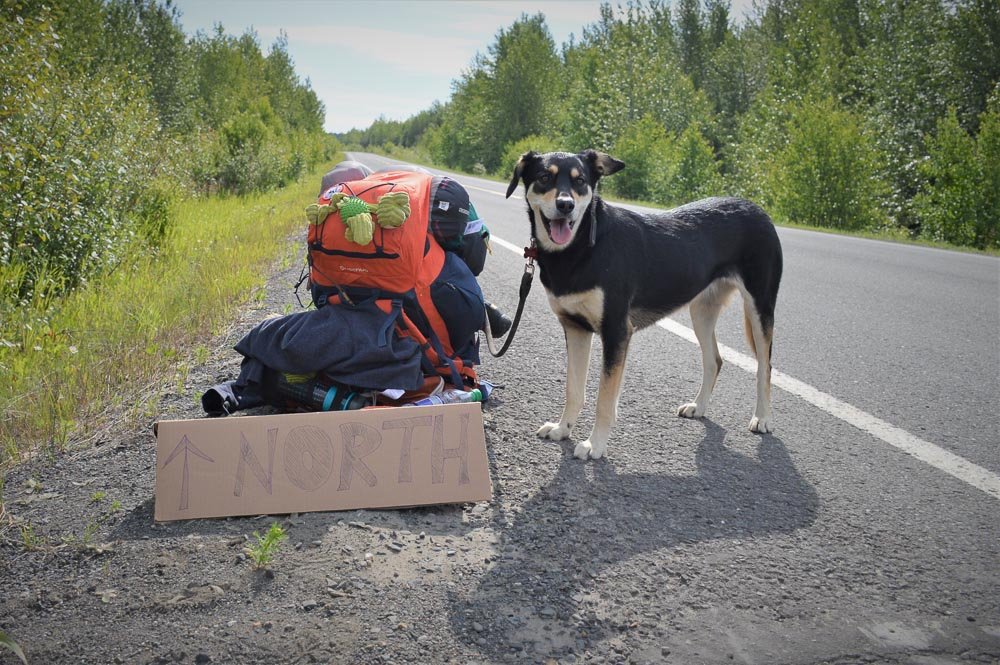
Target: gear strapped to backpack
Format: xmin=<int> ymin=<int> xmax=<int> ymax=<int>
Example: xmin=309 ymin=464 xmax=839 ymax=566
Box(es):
xmin=306 ymin=170 xmax=479 ymax=389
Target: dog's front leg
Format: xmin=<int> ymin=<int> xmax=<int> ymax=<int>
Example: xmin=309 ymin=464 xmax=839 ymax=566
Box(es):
xmin=538 ymin=323 xmax=592 ymax=442
xmin=575 ymin=324 xmax=630 ymax=460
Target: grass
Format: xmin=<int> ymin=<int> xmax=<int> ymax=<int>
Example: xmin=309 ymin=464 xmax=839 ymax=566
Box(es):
xmin=0 ymin=629 xmax=27 ymax=665
xmin=20 ymin=522 xmax=43 ymax=551
xmin=0 ymin=161 xmax=337 ymax=465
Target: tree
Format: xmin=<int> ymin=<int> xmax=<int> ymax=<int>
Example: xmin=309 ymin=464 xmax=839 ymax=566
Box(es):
xmin=561 ymin=2 xmax=710 ymax=152
xmin=487 ymin=13 xmax=564 ymax=168
xmin=106 ymin=0 xmax=197 ymax=131
xmin=949 ymin=0 xmax=1000 ymax=131
xmin=706 ymin=0 xmax=730 ymax=49
xmin=703 ymin=28 xmax=768 ymax=146
xmin=265 ymin=33 xmax=320 ymax=132
xmin=676 ymin=0 xmax=705 ymax=88
xmin=429 ymin=14 xmax=563 ymax=173
xmin=435 ymin=65 xmax=495 ymax=172
xmin=856 ymin=0 xmax=964 ymax=228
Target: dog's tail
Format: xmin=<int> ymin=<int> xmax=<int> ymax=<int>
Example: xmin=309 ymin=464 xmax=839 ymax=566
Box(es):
xmin=743 ymin=308 xmax=757 ymax=357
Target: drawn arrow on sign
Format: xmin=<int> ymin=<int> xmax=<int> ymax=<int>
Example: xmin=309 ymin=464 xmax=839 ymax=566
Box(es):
xmin=162 ymin=435 xmax=215 ymax=511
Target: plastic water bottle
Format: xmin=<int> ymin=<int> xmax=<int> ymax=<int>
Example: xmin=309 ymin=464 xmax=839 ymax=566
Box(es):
xmin=310 ymin=382 xmax=369 ymax=411
xmin=442 ymin=388 xmax=483 ymax=403
xmin=405 ymin=388 xmax=482 ymax=407
xmin=274 ymin=373 xmax=368 ymax=411
xmin=405 ymin=395 xmax=446 ymax=407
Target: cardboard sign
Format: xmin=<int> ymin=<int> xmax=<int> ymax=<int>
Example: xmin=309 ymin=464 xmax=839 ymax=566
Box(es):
xmin=153 ymin=402 xmax=492 ymax=522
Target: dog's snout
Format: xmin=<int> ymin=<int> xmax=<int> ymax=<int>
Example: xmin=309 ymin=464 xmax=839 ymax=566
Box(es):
xmin=556 ymin=195 xmax=575 ymax=214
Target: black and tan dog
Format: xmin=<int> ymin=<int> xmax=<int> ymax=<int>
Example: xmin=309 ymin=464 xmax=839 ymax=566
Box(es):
xmin=506 ymin=150 xmax=783 ymax=460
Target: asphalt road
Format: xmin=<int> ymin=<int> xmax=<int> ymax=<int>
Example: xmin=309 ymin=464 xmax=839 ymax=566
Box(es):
xmin=350 ymin=151 xmax=1000 ymax=661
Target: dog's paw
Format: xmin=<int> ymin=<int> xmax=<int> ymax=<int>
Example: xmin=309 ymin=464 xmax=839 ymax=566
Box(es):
xmin=749 ymin=416 xmax=773 ymax=434
xmin=573 ymin=439 xmax=606 ymax=460
xmin=537 ymin=422 xmax=572 ymax=440
xmin=677 ymin=402 xmax=705 ymax=419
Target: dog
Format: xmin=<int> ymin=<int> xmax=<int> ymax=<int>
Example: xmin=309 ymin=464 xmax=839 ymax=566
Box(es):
xmin=505 ymin=150 xmax=783 ymax=460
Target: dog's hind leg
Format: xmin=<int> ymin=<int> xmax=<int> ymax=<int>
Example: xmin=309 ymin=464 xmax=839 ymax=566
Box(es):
xmin=575 ymin=323 xmax=631 ymax=460
xmin=538 ymin=323 xmax=593 ymax=442
xmin=743 ymin=298 xmax=774 ymax=433
xmin=677 ymin=282 xmax=733 ymax=420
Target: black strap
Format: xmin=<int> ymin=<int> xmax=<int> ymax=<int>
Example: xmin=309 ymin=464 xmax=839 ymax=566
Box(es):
xmin=484 ymin=267 xmax=534 ymax=358
xmin=589 ymin=188 xmax=599 ymax=247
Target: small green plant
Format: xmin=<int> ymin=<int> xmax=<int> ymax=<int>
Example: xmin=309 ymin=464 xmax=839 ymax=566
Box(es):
xmin=110 ymin=500 xmax=122 ymax=512
xmin=20 ymin=523 xmax=43 ymax=551
xmin=81 ymin=521 xmax=99 ymax=545
xmin=245 ymin=522 xmax=288 ymax=569
xmin=193 ymin=345 xmax=210 ymax=365
xmin=91 ymin=491 xmax=106 ymax=503
xmin=0 ymin=629 xmax=27 ymax=665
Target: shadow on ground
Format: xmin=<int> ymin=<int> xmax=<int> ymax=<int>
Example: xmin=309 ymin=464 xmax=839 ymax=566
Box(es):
xmin=449 ymin=421 xmax=819 ymax=659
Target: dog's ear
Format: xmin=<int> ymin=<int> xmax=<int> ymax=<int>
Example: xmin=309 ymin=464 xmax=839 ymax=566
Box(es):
xmin=580 ymin=150 xmax=625 ymax=179
xmin=506 ymin=151 xmax=537 ymax=199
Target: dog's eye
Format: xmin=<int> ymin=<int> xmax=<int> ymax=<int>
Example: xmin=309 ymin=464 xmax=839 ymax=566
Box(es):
xmin=537 ymin=173 xmax=552 ymax=185
xmin=574 ymin=176 xmax=586 ymax=186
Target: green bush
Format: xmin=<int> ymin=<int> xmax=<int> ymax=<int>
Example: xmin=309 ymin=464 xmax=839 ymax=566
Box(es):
xmin=913 ymin=97 xmax=1000 ymax=248
xmin=662 ymin=124 xmax=723 ymax=204
xmin=608 ymin=116 xmax=674 ymax=201
xmin=767 ymin=97 xmax=885 ymax=230
xmin=1 ymin=10 xmax=169 ymax=301
xmin=607 ymin=118 xmax=722 ymax=206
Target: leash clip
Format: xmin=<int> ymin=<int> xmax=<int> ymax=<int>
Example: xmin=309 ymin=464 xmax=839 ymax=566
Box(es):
xmin=523 ymin=240 xmax=537 ymax=275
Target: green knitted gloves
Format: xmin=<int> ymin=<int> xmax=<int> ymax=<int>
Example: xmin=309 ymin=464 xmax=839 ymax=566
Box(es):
xmin=304 ymin=191 xmax=411 ymax=246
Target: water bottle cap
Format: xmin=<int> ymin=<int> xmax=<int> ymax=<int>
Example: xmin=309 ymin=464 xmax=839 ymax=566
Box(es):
xmin=321 ymin=385 xmax=338 ymax=411
xmin=470 ymin=388 xmax=482 ymax=402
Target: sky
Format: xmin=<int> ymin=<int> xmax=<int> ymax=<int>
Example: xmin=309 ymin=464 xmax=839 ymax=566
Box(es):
xmin=172 ymin=1 xmax=755 ymax=135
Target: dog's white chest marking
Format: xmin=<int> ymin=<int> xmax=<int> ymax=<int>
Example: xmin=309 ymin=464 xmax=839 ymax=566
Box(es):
xmin=547 ymin=287 xmax=604 ymax=330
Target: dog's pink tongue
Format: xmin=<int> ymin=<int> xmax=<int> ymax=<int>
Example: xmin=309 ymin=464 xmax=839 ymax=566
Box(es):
xmin=549 ymin=219 xmax=572 ymax=245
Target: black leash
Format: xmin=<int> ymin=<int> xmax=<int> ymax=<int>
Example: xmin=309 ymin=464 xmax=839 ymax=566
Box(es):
xmin=484 ymin=240 xmax=536 ymax=357
xmin=589 ymin=185 xmax=599 ymax=247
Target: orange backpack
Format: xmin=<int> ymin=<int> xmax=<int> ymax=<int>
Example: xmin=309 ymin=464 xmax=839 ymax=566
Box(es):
xmin=307 ymin=170 xmax=477 ymax=388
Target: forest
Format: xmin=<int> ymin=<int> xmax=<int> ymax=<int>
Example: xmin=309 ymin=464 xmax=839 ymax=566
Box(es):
xmin=1 ymin=0 xmax=337 ymax=308
xmin=343 ymin=0 xmax=999 ymax=250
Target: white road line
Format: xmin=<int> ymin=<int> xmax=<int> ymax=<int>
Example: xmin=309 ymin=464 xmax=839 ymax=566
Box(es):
xmin=490 ymin=231 xmax=1000 ymax=501
xmin=489 ymin=235 xmax=524 ymax=255
xmin=466 ymin=183 xmax=521 ymax=199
